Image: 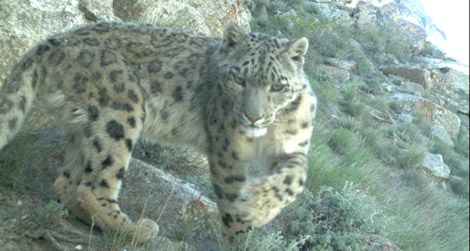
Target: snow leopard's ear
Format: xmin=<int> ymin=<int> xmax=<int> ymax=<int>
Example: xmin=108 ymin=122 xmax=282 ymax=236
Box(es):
xmin=223 ymin=23 xmax=245 ymax=50
xmin=285 ymin=37 xmax=309 ymax=64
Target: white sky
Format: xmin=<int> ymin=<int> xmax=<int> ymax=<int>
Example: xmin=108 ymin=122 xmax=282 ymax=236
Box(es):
xmin=421 ymin=0 xmax=469 ymax=65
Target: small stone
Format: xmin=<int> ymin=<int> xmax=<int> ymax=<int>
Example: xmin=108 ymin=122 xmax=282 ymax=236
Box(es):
xmin=397 ymin=113 xmax=414 ymax=123
xmin=421 ymin=153 xmax=451 ymax=179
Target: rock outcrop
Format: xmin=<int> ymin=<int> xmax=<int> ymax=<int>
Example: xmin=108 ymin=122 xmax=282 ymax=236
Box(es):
xmin=382 ymin=66 xmax=433 ymax=89
xmin=0 ymin=0 xmax=252 ymax=87
xmin=389 ymin=93 xmax=461 ymax=139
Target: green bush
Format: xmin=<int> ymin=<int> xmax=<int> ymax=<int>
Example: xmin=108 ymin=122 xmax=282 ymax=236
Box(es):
xmin=339 ymin=85 xmax=367 ymax=117
xmin=395 ymin=122 xmax=425 ymax=143
xmin=397 ymin=143 xmax=425 ymax=169
xmin=329 ymin=128 xmax=361 ymax=155
xmin=337 ymin=115 xmax=359 ymax=131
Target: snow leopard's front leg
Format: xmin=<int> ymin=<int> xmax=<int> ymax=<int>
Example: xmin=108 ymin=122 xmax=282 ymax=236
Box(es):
xmin=231 ymin=90 xmax=316 ymax=237
xmin=211 ymin=151 xmax=309 ymax=243
xmin=233 ymin=152 xmax=308 ymax=226
xmin=207 ymin=145 xmax=253 ymax=243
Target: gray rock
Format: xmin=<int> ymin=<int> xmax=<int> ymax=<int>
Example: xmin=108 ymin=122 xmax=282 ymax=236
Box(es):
xmin=324 ymin=57 xmax=357 ymax=71
xmin=0 ymin=0 xmax=87 ymax=84
xmin=349 ymin=0 xmax=428 ymax=54
xmin=412 ymin=99 xmax=461 ymax=139
xmin=389 ymin=93 xmax=461 ymax=139
xmin=382 ymin=66 xmax=433 ymax=89
xmin=418 ymin=56 xmax=469 ymax=78
xmin=119 ymin=158 xmax=220 ymax=250
xmin=430 ymin=65 xmax=469 ymax=110
xmin=389 ymin=92 xmax=421 ymax=103
xmin=397 ymin=113 xmax=415 ymax=123
xmin=1 ymin=0 xmax=252 ymax=89
xmin=308 ymin=2 xmax=351 ymax=20
xmin=421 ymin=153 xmax=451 ymax=179
xmin=0 ymin=130 xmax=217 ymax=250
xmin=113 ymin=0 xmax=252 ymax=36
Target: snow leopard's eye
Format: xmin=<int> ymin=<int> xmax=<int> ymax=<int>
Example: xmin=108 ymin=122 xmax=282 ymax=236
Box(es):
xmin=270 ymin=79 xmax=288 ymax=92
xmin=229 ymin=66 xmax=245 ymax=87
xmin=270 ymin=83 xmax=286 ymax=92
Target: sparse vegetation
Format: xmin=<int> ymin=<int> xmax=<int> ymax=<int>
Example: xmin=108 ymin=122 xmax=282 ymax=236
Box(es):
xmin=329 ymin=128 xmax=361 ymax=155
xmin=339 ymin=85 xmax=367 ymax=117
xmin=0 ymin=130 xmax=43 ymax=189
xmin=234 ymin=231 xmax=308 ymax=251
xmin=420 ymin=41 xmax=447 ymax=59
xmin=281 ymin=185 xmax=387 ymax=251
xmin=0 ymin=0 xmax=468 ymax=250
xmin=250 ymin=1 xmax=468 ymax=250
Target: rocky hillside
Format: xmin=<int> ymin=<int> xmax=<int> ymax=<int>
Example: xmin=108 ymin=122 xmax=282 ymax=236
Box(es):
xmin=0 ymin=0 xmax=468 ymax=250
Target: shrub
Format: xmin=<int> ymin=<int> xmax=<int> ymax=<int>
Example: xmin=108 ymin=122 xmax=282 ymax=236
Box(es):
xmin=397 ymin=143 xmax=425 ymax=169
xmin=395 ymin=122 xmax=426 ymax=145
xmin=329 ymin=128 xmax=361 ymax=155
xmin=337 ymin=115 xmax=359 ymax=131
xmin=339 ymin=85 xmax=367 ymax=117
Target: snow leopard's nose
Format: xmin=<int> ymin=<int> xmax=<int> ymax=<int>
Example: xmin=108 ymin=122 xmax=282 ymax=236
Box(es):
xmin=244 ymin=111 xmax=265 ymax=124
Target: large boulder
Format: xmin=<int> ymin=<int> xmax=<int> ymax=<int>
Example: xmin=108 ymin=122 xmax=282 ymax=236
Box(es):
xmin=412 ymin=98 xmax=461 ymax=139
xmin=307 ymin=1 xmax=352 ymax=20
xmin=0 ymin=0 xmax=252 ymax=87
xmin=121 ymin=158 xmax=219 ymax=249
xmin=113 ymin=0 xmax=252 ymax=36
xmin=349 ymin=0 xmax=429 ymax=54
xmin=382 ymin=66 xmax=433 ymax=89
xmin=0 ymin=149 xmax=219 ymax=250
xmin=389 ymin=93 xmax=461 ymax=139
xmin=0 ymin=0 xmax=94 ymax=84
xmin=431 ymin=67 xmax=469 ymax=111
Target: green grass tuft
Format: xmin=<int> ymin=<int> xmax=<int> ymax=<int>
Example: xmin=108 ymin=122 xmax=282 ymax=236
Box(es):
xmin=328 ymin=128 xmax=362 ymax=155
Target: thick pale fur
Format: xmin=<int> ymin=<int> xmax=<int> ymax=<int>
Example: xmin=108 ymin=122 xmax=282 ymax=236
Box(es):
xmin=0 ymin=22 xmax=317 ymax=244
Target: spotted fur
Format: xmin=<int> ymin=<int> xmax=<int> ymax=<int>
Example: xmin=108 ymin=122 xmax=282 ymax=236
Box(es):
xmin=0 ymin=22 xmax=317 ymax=244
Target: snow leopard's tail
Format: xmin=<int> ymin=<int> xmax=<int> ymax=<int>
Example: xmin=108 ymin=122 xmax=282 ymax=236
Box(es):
xmin=0 ymin=49 xmax=40 ymax=150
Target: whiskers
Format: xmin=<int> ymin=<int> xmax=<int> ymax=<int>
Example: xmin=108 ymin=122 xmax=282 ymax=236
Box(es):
xmin=232 ymin=108 xmax=245 ymax=120
xmin=269 ymin=120 xmax=281 ymax=126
